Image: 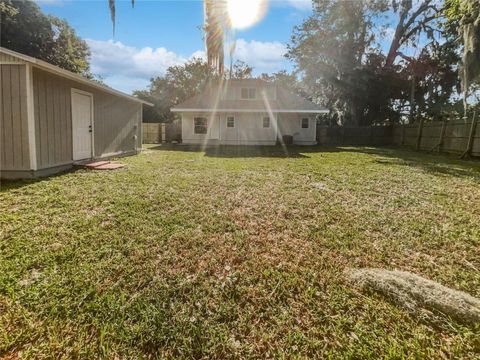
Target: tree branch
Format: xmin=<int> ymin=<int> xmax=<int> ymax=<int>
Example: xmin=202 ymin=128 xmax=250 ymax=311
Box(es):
xmin=385 ymin=0 xmax=438 ymax=67
xmin=400 ymin=14 xmax=438 ymax=46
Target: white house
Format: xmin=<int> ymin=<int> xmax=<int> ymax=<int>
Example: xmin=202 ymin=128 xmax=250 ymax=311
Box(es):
xmin=171 ymin=79 xmax=328 ymax=146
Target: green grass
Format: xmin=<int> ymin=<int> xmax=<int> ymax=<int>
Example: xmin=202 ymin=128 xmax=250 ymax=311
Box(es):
xmin=1 ymin=145 xmax=479 ymax=359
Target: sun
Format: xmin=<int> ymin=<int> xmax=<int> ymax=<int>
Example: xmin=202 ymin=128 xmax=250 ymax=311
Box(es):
xmin=226 ymin=0 xmax=268 ymax=30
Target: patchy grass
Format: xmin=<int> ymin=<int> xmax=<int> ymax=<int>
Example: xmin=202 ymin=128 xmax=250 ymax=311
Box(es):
xmin=1 ymin=145 xmax=479 ymax=358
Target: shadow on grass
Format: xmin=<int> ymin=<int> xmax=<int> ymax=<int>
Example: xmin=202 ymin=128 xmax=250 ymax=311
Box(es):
xmin=0 ymin=167 xmax=84 ymax=192
xmin=147 ymin=144 xmax=480 ymax=180
xmin=3 ymin=145 xmax=479 ymax=191
xmin=147 ymin=144 xmax=312 ymax=158
xmin=323 ymin=146 xmax=480 ymax=181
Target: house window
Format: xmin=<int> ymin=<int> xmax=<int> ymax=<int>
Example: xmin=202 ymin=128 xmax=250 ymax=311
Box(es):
xmin=263 ymin=116 xmax=270 ymax=128
xmin=241 ymin=87 xmax=256 ymax=99
xmin=194 ymin=117 xmax=207 ymax=134
xmin=226 ymin=116 xmax=235 ymax=128
xmin=302 ymin=118 xmax=309 ymax=128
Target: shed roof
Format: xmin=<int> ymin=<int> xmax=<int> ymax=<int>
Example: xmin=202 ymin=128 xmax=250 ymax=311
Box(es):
xmin=0 ymin=47 xmax=153 ymax=106
xmin=171 ymin=79 xmax=328 ymax=113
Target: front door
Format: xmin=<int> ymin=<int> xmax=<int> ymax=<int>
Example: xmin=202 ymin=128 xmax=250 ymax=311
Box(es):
xmin=71 ymin=89 xmax=93 ymax=161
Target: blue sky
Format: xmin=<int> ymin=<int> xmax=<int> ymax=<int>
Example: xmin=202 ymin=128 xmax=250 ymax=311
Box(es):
xmin=36 ymin=0 xmax=314 ymax=93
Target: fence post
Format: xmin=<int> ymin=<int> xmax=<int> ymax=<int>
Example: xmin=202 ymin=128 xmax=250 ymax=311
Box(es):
xmin=461 ymin=111 xmax=477 ymax=158
xmin=161 ymin=123 xmax=166 ymax=143
xmin=415 ymin=118 xmax=424 ymax=151
xmin=438 ymin=117 xmax=447 ymax=153
xmin=401 ymin=124 xmax=406 ymax=146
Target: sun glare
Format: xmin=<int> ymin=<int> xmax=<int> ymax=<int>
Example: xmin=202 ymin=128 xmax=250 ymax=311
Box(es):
xmin=227 ymin=0 xmax=267 ymax=29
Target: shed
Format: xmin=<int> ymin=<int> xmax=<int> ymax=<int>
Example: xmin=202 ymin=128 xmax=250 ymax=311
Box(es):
xmin=0 ymin=47 xmax=152 ymax=179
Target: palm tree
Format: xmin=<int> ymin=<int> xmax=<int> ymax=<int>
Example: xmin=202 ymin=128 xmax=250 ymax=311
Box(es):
xmin=204 ymin=0 xmax=226 ymax=75
xmin=107 ymin=0 xmax=226 ymax=74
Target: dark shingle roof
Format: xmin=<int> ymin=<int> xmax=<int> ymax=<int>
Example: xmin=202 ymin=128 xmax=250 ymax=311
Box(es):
xmin=171 ymin=80 xmax=327 ymax=113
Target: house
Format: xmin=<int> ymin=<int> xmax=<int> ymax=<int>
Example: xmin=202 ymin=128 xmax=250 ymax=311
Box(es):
xmin=0 ymin=47 xmax=152 ymax=179
xmin=171 ymin=79 xmax=328 ymax=146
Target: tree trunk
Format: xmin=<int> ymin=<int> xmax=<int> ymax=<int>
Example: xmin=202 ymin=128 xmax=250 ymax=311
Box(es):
xmin=463 ymin=61 xmax=469 ymax=121
xmin=385 ymin=3 xmax=410 ymax=67
xmin=409 ymin=74 xmax=416 ymax=123
xmin=350 ymin=101 xmax=361 ymax=127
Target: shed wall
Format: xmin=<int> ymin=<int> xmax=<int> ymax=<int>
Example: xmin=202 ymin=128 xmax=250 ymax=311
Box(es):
xmin=32 ymin=68 xmax=142 ymax=169
xmin=0 ymin=64 xmax=30 ymax=170
xmin=0 ymin=52 xmax=25 ymax=64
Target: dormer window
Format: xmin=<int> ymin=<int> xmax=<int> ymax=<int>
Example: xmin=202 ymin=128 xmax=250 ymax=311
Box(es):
xmin=241 ymin=87 xmax=256 ymax=99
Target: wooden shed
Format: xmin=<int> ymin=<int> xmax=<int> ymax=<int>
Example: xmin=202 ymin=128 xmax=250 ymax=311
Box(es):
xmin=0 ymin=47 xmax=152 ymax=179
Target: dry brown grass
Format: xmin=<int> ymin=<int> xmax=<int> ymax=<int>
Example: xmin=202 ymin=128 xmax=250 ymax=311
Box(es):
xmin=347 ymin=268 xmax=480 ymax=325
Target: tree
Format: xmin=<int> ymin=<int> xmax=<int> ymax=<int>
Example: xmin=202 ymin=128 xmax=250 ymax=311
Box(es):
xmin=134 ymin=58 xmax=219 ymax=123
xmin=0 ymin=0 xmax=91 ymax=76
xmin=134 ymin=59 xmax=257 ymax=123
xmin=444 ymin=0 xmax=480 ymax=116
xmin=204 ymin=0 xmax=226 ymax=74
xmin=385 ymin=0 xmax=441 ymax=68
xmin=47 ymin=16 xmax=92 ymax=75
xmin=260 ymin=70 xmax=300 ymax=92
xmin=287 ymin=0 xmax=455 ymax=126
xmin=398 ymin=43 xmax=459 ymax=120
xmin=230 ymin=60 xmax=253 ymax=79
xmin=287 ymin=0 xmax=390 ymax=125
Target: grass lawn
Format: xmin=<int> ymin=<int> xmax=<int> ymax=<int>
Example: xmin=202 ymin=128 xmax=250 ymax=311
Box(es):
xmin=1 ymin=145 xmax=479 ymax=358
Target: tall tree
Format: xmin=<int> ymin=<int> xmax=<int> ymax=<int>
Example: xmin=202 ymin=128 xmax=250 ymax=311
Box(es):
xmin=444 ymin=0 xmax=480 ymax=116
xmin=204 ymin=0 xmax=226 ymax=74
xmin=287 ymin=0 xmax=388 ymax=125
xmin=288 ymin=0 xmax=452 ymax=125
xmin=0 ymin=0 xmax=91 ymax=76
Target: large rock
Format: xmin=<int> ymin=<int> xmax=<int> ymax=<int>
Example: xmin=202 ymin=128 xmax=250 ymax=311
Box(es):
xmin=347 ymin=268 xmax=480 ymax=326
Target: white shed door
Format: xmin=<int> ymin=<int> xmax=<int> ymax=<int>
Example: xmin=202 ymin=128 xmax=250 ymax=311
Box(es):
xmin=71 ymin=90 xmax=93 ymax=161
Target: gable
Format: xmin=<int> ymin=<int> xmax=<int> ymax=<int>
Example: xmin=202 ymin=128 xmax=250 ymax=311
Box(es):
xmin=172 ymin=80 xmax=328 ymax=113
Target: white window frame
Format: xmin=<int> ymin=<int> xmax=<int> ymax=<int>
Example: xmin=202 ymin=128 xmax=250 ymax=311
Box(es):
xmin=301 ymin=117 xmax=310 ymax=129
xmin=241 ymin=87 xmax=256 ymax=100
xmin=193 ymin=117 xmax=208 ymax=134
xmin=226 ymin=115 xmax=235 ymax=128
xmin=262 ymin=116 xmax=270 ymax=128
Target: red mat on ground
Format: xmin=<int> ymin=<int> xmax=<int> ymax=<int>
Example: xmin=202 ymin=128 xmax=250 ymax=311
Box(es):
xmin=84 ymin=161 xmax=110 ymax=169
xmin=93 ymin=163 xmax=125 ymax=170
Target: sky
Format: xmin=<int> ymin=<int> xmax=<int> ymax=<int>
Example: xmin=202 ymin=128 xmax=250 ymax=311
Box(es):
xmin=35 ymin=0 xmax=315 ymax=94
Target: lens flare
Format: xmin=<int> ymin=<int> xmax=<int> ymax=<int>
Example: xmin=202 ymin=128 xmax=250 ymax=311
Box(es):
xmin=227 ymin=0 xmax=268 ymax=29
